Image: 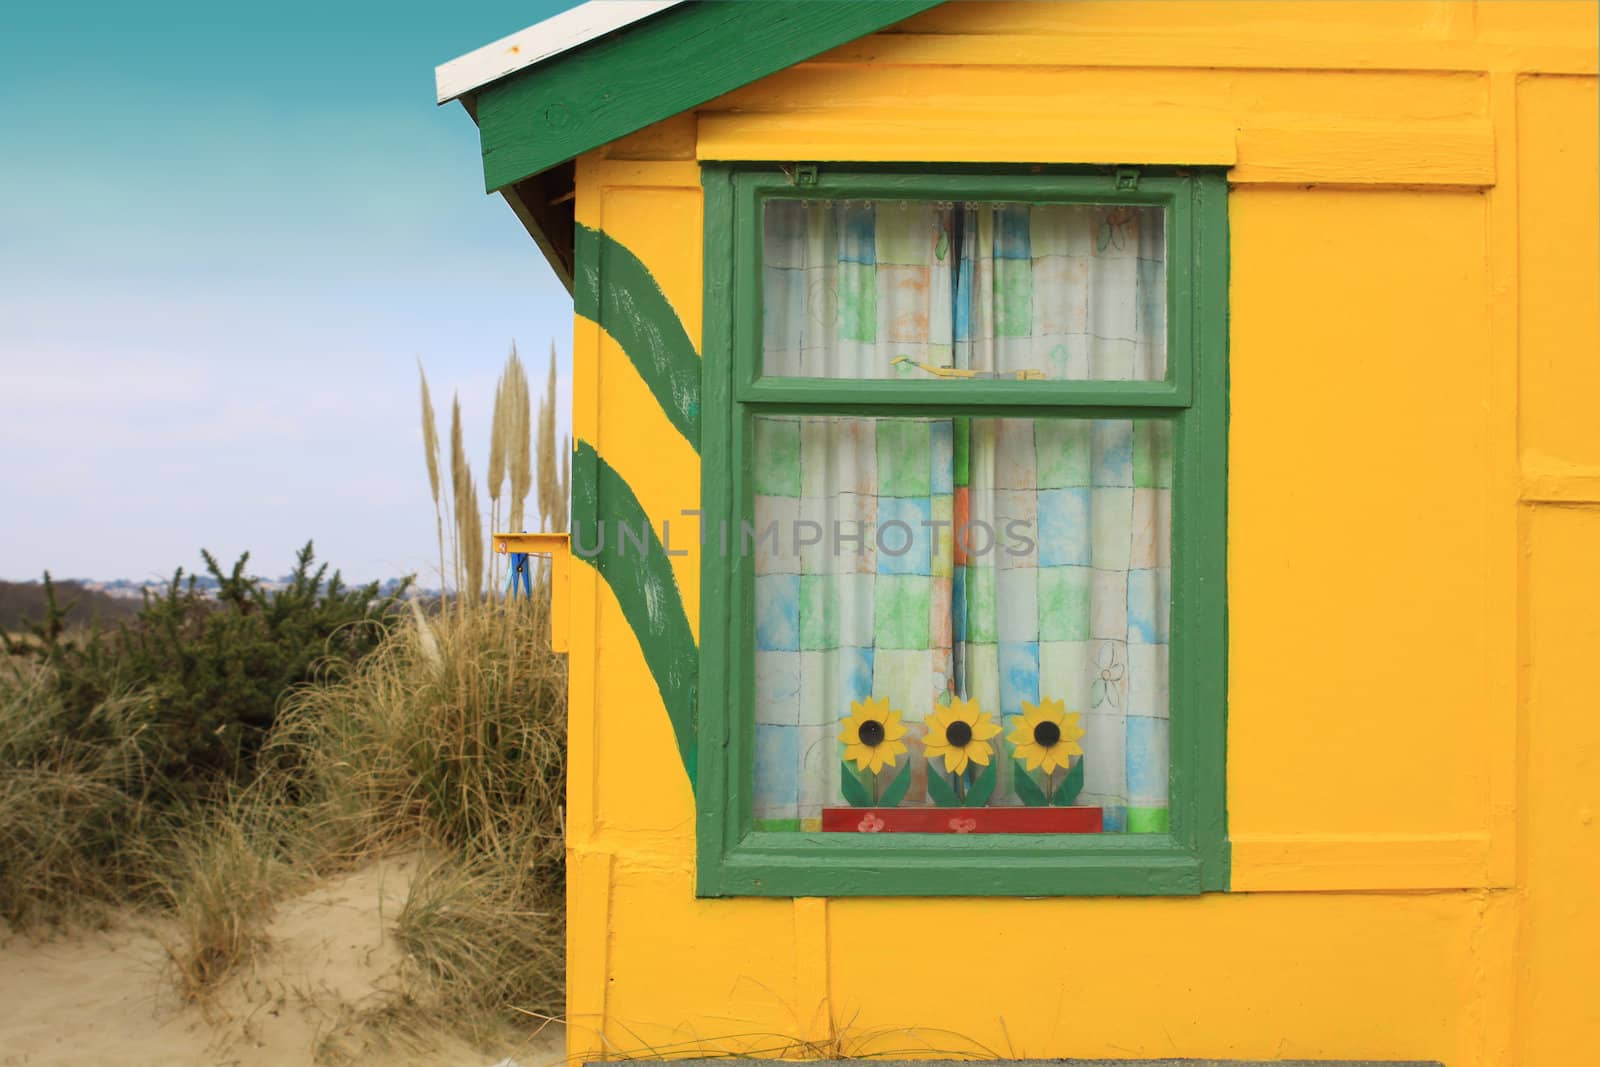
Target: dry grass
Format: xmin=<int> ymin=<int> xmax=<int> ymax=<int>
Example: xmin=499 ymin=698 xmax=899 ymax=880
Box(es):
xmin=150 ymin=797 xmax=303 ymax=1000
xmin=0 ymin=664 xmax=299 ymax=991
xmin=264 ymin=596 xmax=567 ymax=1029
xmin=71 ymin=593 xmax=564 ymax=1029
xmin=449 ymin=395 xmax=480 ymax=601
xmin=505 ymin=347 xmax=532 ymax=534
xmin=269 ymin=598 xmax=564 ymax=860
xmin=0 ymin=662 xmax=155 ymax=928
xmin=418 ymin=362 xmax=448 ymax=601
xmin=395 ymin=831 xmax=565 ymax=1044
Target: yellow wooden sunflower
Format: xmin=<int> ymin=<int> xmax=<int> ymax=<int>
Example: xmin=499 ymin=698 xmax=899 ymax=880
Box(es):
xmin=921 ymin=697 xmax=1001 ymax=776
xmin=1008 ymin=697 xmax=1085 ymax=774
xmin=839 ymin=697 xmax=908 ymax=774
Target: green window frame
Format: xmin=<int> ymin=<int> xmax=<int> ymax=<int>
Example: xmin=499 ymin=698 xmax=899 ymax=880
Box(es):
xmin=698 ymin=164 xmax=1228 ymax=897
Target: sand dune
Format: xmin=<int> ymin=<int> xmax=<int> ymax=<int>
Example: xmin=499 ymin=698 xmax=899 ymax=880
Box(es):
xmin=0 ymin=856 xmax=562 ymax=1067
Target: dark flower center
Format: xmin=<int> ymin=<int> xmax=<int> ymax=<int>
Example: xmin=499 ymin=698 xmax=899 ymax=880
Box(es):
xmin=858 ymin=719 xmax=885 ymax=746
xmin=1033 ymin=721 xmax=1062 ymax=747
xmin=944 ymin=720 xmax=973 ymax=747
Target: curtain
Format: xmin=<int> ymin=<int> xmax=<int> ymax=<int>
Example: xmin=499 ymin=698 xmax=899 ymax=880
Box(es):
xmin=956 ymin=204 xmax=1171 ymax=832
xmin=753 ymin=199 xmax=1170 ymax=832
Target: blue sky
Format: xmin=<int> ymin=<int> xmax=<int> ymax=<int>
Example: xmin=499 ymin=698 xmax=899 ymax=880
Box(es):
xmin=0 ymin=0 xmax=577 ymax=586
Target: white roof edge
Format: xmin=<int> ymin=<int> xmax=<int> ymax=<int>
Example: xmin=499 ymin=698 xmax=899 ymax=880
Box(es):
xmin=436 ymin=0 xmax=688 ymax=105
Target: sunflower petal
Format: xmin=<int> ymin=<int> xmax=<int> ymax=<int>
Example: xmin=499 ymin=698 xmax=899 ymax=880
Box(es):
xmin=967 ymin=741 xmax=992 ymax=766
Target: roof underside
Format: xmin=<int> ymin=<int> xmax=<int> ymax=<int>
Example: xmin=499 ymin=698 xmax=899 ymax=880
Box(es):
xmin=437 ymin=0 xmax=946 ymax=290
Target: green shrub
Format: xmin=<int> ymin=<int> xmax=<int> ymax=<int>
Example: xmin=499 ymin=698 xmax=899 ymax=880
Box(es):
xmin=6 ymin=543 xmax=408 ymax=797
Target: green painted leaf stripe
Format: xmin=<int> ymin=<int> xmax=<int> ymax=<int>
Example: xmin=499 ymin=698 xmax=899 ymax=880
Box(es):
xmin=574 ymin=223 xmax=701 ymax=451
xmin=571 ymin=438 xmax=697 ymax=789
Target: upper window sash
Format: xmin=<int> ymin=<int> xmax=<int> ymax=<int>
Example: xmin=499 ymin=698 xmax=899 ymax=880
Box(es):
xmin=730 ymin=167 xmax=1196 ymax=410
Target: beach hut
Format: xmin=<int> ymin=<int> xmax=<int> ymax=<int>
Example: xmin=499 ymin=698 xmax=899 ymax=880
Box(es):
xmin=439 ymin=3 xmax=1599 ymax=1063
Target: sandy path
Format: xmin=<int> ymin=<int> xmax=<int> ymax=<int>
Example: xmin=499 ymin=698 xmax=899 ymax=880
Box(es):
xmin=0 ymin=857 xmax=562 ymax=1067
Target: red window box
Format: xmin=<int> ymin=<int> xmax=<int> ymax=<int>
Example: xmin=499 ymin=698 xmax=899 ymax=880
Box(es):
xmin=821 ymin=806 xmax=1104 ymax=834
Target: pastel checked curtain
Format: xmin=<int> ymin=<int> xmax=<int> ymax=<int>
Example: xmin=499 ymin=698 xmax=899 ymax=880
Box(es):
xmin=955 ymin=204 xmax=1172 ymax=832
xmin=753 ymin=199 xmax=1171 ymax=832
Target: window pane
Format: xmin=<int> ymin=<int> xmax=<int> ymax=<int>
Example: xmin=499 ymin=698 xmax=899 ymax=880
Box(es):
xmin=762 ymin=199 xmax=1167 ymax=382
xmin=750 ymin=413 xmax=1173 ymax=834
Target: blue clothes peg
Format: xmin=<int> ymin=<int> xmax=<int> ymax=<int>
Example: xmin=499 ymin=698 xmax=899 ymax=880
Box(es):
xmin=505 ymin=550 xmax=533 ymax=599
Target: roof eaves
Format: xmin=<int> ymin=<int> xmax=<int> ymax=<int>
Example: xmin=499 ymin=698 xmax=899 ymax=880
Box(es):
xmin=435 ymin=0 xmax=688 ymax=105
xmin=465 ymin=0 xmax=946 ymax=194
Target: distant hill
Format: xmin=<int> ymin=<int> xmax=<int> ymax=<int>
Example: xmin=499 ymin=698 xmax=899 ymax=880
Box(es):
xmin=0 ymin=579 xmax=144 ymax=633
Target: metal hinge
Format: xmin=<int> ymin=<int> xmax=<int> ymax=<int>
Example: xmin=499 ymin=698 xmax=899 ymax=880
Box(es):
xmin=1115 ymin=166 xmax=1142 ymax=191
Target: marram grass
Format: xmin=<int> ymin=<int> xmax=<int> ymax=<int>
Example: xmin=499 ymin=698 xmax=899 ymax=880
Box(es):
xmin=148 ymin=793 xmax=305 ymax=1001
xmin=267 ymin=596 xmax=568 ymax=1031
xmin=0 ymin=663 xmax=156 ymax=928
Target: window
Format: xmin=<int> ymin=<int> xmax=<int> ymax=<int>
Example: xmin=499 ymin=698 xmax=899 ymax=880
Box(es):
xmin=699 ymin=166 xmax=1227 ymax=896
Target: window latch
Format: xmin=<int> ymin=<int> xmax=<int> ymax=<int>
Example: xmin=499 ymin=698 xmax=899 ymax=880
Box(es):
xmin=1115 ymin=166 xmax=1142 ymax=191
xmin=792 ymin=164 xmax=819 ymax=187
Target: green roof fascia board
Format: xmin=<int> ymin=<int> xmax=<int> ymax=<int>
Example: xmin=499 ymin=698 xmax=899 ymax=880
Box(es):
xmin=472 ymin=0 xmax=946 ymax=194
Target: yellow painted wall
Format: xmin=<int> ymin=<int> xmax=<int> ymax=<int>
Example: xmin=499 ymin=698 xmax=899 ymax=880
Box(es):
xmin=562 ymin=4 xmax=1598 ymax=1063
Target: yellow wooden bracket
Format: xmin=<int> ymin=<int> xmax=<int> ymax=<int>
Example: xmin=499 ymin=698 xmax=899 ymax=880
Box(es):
xmin=494 ymin=532 xmax=570 ymax=652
